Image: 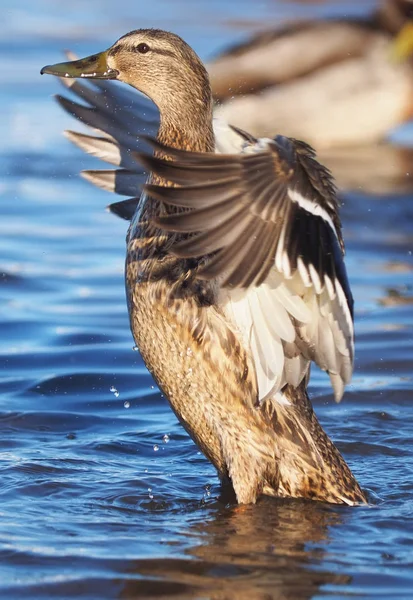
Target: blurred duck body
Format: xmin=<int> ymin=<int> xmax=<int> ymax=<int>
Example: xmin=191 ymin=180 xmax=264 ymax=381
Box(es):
xmin=41 ymin=28 xmax=367 ymax=505
xmin=209 ymin=0 xmax=413 ymax=150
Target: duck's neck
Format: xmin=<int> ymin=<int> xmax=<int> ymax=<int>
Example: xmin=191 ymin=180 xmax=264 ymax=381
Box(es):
xmin=157 ymin=98 xmax=215 ymax=153
xmin=132 ymin=92 xmax=215 ymax=239
xmin=376 ymin=0 xmax=408 ymax=34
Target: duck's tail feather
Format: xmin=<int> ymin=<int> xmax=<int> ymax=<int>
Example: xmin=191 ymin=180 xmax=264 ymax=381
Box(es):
xmin=262 ymin=384 xmax=367 ymax=505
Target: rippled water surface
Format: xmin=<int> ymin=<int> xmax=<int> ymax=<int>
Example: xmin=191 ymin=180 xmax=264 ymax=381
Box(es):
xmin=1 ymin=0 xmax=413 ymax=598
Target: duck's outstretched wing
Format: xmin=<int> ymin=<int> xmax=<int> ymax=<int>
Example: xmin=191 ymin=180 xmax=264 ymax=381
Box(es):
xmin=55 ymin=52 xmax=159 ymax=219
xmin=137 ymin=136 xmax=353 ymax=403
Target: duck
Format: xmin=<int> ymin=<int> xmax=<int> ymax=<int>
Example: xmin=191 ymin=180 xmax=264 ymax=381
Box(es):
xmin=41 ymin=28 xmax=367 ymax=505
xmin=208 ymin=0 xmax=413 ymax=150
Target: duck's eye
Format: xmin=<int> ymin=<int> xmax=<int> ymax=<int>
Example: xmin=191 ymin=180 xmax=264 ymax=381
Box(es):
xmin=136 ymin=43 xmax=150 ymax=54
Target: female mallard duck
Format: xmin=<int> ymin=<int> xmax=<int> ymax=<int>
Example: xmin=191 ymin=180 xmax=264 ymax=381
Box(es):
xmin=209 ymin=0 xmax=413 ymax=149
xmin=41 ymin=29 xmax=367 ymax=505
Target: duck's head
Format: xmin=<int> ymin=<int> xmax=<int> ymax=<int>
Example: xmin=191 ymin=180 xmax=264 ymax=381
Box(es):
xmin=41 ymin=29 xmax=212 ymax=121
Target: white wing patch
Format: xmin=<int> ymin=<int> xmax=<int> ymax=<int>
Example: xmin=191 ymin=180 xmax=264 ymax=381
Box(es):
xmin=222 ymin=268 xmax=353 ymax=403
xmin=288 ymin=188 xmax=339 ymax=241
xmin=213 ymin=118 xmax=246 ymax=154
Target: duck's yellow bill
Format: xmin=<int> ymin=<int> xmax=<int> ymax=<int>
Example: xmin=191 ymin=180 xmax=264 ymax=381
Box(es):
xmin=40 ymin=51 xmax=118 ymax=79
xmin=391 ymin=22 xmax=413 ymax=62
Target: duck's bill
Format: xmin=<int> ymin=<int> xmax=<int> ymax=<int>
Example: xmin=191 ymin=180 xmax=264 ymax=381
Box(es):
xmin=40 ymin=51 xmax=118 ymax=79
xmin=391 ymin=22 xmax=413 ymax=62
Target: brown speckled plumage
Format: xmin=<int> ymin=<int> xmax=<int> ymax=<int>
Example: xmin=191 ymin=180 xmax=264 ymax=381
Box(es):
xmin=41 ymin=28 xmax=367 ymax=505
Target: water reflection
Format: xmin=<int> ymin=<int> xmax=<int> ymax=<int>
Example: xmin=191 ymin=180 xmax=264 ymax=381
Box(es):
xmin=379 ymin=286 xmax=413 ymax=306
xmin=121 ymin=499 xmax=351 ymax=599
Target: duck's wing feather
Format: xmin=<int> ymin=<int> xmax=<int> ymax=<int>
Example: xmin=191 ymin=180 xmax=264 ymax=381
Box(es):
xmin=56 ymin=51 xmax=159 ymax=217
xmin=53 ymin=63 xmax=353 ymax=402
xmin=137 ymin=135 xmax=353 ymax=403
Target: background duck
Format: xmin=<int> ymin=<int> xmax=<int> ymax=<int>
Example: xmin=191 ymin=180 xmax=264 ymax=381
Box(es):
xmin=41 ymin=28 xmax=366 ymax=505
xmin=208 ymin=0 xmax=413 ymax=150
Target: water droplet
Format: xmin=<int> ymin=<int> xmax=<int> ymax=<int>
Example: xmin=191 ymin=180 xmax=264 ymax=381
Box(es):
xmin=110 ymin=385 xmax=120 ymax=398
xmin=124 ymin=401 xmax=130 ymax=409
xmin=163 ymin=434 xmax=170 ymax=444
xmin=132 ymin=345 xmax=139 ymax=351
xmin=153 ymin=444 xmax=159 ymax=452
xmin=150 ymin=385 xmax=154 ymax=390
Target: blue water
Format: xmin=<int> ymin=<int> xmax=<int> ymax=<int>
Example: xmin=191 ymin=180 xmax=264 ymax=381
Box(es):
xmin=1 ymin=0 xmax=413 ymax=598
